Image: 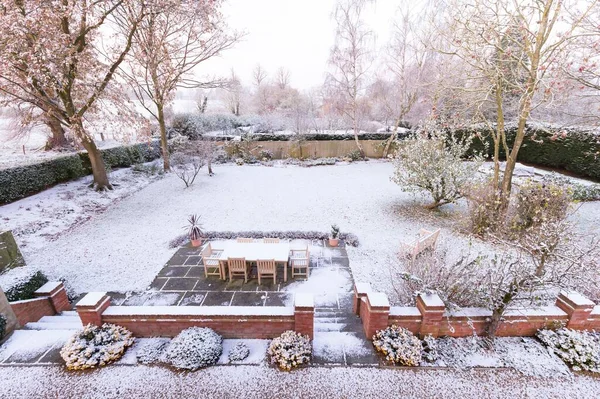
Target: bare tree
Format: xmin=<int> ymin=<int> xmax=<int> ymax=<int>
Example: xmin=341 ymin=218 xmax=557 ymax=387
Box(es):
xmin=327 ymin=0 xmax=374 ymax=157
xmin=122 ymin=0 xmax=240 ymax=171
xmin=275 ymin=67 xmax=291 ymax=90
xmin=226 ymin=69 xmax=242 ymax=116
xmin=252 ymin=64 xmax=268 ymax=87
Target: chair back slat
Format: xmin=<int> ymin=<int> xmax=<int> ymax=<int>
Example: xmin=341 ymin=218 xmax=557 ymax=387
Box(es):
xmin=236 ymin=238 xmax=254 ymax=243
xmin=263 ymin=238 xmax=280 ymax=244
xmin=228 ymin=258 xmax=247 ymax=271
xmin=257 ymin=259 xmax=276 ymax=272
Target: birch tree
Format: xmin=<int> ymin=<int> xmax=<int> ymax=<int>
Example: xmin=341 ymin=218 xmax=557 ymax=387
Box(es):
xmin=327 ymin=0 xmax=374 ymax=157
xmin=122 ymin=0 xmax=240 ymax=172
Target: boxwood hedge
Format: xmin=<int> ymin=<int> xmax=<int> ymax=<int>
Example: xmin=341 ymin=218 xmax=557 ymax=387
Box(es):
xmin=455 ymin=125 xmax=600 ymax=181
xmin=0 ymin=141 xmax=161 ymax=205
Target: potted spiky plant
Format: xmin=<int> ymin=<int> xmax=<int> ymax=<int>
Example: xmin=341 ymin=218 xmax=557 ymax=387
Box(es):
xmin=186 ymin=214 xmax=204 ymax=247
xmin=329 ymin=224 xmax=340 ymax=247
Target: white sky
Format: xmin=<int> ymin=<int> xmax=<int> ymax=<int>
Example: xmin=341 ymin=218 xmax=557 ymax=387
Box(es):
xmin=200 ymin=0 xmax=402 ymax=90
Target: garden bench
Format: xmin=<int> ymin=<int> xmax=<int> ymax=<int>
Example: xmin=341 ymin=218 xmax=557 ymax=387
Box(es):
xmin=400 ymin=228 xmax=440 ymax=261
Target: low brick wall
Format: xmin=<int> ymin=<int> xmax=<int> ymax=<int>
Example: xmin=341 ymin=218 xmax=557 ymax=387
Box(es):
xmin=9 ymin=282 xmax=71 ymax=326
xmin=76 ymin=292 xmax=314 ymax=339
xmin=355 ymin=283 xmax=600 ymax=339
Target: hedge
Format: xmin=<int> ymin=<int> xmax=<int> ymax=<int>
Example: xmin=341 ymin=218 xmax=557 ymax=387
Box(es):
xmin=454 ymin=125 xmax=600 ymax=181
xmin=0 ymin=140 xmax=161 ymax=205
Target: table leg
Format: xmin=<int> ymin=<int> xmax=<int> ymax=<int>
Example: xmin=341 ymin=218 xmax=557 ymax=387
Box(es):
xmin=219 ymin=260 xmax=226 ymax=280
xmin=284 ymin=260 xmax=288 ymax=282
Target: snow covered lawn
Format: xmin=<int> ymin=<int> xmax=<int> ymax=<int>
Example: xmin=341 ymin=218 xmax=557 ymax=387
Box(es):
xmin=1 ymin=161 xmax=599 ymax=300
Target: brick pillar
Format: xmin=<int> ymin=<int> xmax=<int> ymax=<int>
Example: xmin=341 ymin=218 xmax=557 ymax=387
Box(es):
xmin=0 ymin=285 xmax=19 ymax=339
xmin=555 ymin=291 xmax=595 ymax=329
xmin=363 ymin=292 xmax=390 ymax=340
xmin=353 ymin=282 xmax=372 ymax=315
xmin=294 ymin=293 xmax=314 ymax=339
xmin=34 ymin=282 xmax=71 ymax=313
xmin=417 ymin=293 xmax=445 ymax=338
xmin=76 ymin=292 xmax=110 ymax=327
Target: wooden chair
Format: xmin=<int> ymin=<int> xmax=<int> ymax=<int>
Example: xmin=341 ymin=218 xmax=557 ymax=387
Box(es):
xmin=236 ymin=237 xmax=255 ymax=243
xmin=228 ymin=257 xmax=250 ymax=282
xmin=400 ymin=228 xmax=441 ymax=261
xmin=257 ymin=259 xmax=277 ymax=285
xmin=290 ymin=246 xmax=310 ymax=279
xmin=201 ymin=243 xmax=223 ymax=278
xmin=263 ymin=238 xmax=280 ymax=244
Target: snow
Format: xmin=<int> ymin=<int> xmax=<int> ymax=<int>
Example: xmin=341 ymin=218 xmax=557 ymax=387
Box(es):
xmin=561 ymin=291 xmax=596 ymax=306
xmin=76 ymin=292 xmax=107 ymax=307
xmin=295 ymin=293 xmax=314 ymax=308
xmin=354 ymin=282 xmax=372 ymax=294
xmin=0 ymin=161 xmax=598 ymax=302
xmin=419 ymin=293 xmax=445 ymax=308
xmin=35 ymin=281 xmax=62 ymax=294
xmin=102 ymin=305 xmax=295 ymax=317
xmin=0 ymin=330 xmax=73 ymax=363
xmin=313 ymin=332 xmax=372 ymax=363
xmin=3 ymin=364 xmax=600 ymax=398
xmin=390 ymin=307 xmax=422 ymax=317
xmin=368 ymin=292 xmax=390 ymax=308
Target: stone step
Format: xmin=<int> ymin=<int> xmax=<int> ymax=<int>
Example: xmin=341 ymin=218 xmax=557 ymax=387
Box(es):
xmin=314 ymin=322 xmax=345 ymax=332
xmin=38 ymin=315 xmax=81 ymax=324
xmin=314 ymin=310 xmax=349 ymax=317
xmin=24 ymin=321 xmax=82 ymax=331
xmin=61 ymin=311 xmax=78 ymax=317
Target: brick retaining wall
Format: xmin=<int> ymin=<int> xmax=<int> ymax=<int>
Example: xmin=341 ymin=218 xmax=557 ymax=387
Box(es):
xmin=9 ymin=282 xmax=71 ymax=326
xmin=76 ymin=292 xmax=314 ymax=339
xmin=355 ymin=283 xmax=600 ymax=339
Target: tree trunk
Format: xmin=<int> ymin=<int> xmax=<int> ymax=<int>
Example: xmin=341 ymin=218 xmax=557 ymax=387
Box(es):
xmin=500 ymin=111 xmax=529 ymax=208
xmin=44 ymin=114 xmax=69 ymax=150
xmin=382 ymin=117 xmax=403 ymax=158
xmin=157 ymin=104 xmax=170 ymax=172
xmin=207 ymin=157 xmax=213 ymax=176
xmin=75 ymin=122 xmax=112 ymax=191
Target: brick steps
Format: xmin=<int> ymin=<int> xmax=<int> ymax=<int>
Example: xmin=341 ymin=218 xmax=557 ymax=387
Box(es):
xmin=24 ymin=311 xmax=83 ymax=331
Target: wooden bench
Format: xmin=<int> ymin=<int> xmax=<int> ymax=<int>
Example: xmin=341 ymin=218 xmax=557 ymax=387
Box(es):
xmin=400 ymin=228 xmax=440 ymax=261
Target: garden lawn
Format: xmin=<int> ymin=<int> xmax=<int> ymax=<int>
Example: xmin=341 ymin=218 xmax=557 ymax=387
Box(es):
xmin=1 ymin=162 xmax=599 ymax=300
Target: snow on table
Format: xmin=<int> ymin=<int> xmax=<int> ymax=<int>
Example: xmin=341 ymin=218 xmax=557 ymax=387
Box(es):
xmin=217 ymin=242 xmax=291 ymax=262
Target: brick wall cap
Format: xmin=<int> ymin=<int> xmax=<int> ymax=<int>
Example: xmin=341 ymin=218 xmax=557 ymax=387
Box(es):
xmin=390 ymin=306 xmax=421 ymax=317
xmin=103 ymin=305 xmax=295 ymax=317
xmin=35 ymin=281 xmax=63 ymax=295
xmin=76 ymin=292 xmax=108 ymax=307
xmin=418 ymin=293 xmax=445 ymax=309
xmin=367 ymin=292 xmax=390 ymax=308
xmin=559 ymin=291 xmax=595 ymax=307
xmin=295 ymin=293 xmax=314 ymax=308
xmin=355 ymin=282 xmax=372 ymax=295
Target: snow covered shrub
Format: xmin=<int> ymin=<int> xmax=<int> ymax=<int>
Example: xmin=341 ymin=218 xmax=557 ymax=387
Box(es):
xmin=5 ymin=271 xmax=49 ymax=302
xmin=421 ymin=334 xmax=438 ymax=363
xmin=228 ymin=342 xmax=250 ymax=362
xmin=465 ymin=179 xmax=502 ymax=236
xmin=0 ymin=314 xmax=6 ymax=340
xmin=537 ymin=328 xmax=600 ymax=372
xmin=268 ymin=330 xmax=312 ymax=371
xmin=136 ymin=338 xmax=170 ymax=365
xmin=161 ymin=327 xmax=222 ymax=370
xmin=510 ymin=180 xmax=571 ymax=232
xmin=171 ymin=151 xmax=205 ymax=188
xmin=372 ymin=325 xmax=422 ymax=366
xmin=540 ymin=173 xmax=600 ymax=202
xmin=60 ymin=324 xmax=134 ymax=370
xmin=346 ymin=149 xmax=363 ymax=161
xmin=391 ymin=120 xmax=483 ymax=209
xmin=259 ymin=149 xmax=273 ymax=161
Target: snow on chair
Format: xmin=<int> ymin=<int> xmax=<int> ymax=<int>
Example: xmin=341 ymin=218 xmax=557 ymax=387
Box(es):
xmin=228 ymin=257 xmax=251 ymax=282
xmin=236 ymin=237 xmax=255 ymax=243
xmin=400 ymin=228 xmax=441 ymax=261
xmin=257 ymin=259 xmax=277 ymax=285
xmin=290 ymin=246 xmax=310 ymax=279
xmin=201 ymin=243 xmax=223 ymax=278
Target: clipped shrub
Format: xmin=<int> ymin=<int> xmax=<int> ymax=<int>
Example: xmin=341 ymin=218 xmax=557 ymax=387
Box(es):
xmin=537 ymin=328 xmax=600 ymax=372
xmin=60 ymin=324 xmax=134 ymax=370
xmin=0 ymin=141 xmax=161 ymax=205
xmin=421 ymin=334 xmax=438 ymax=363
xmin=373 ymin=325 xmax=422 ymax=366
xmin=268 ymin=330 xmax=312 ymax=371
xmin=4 ymin=271 xmax=49 ymax=302
xmin=228 ymin=342 xmax=250 ymax=362
xmin=346 ymin=149 xmax=363 ymax=161
xmin=136 ymin=338 xmax=170 ymax=365
xmin=540 ymin=173 xmax=600 ymax=202
xmin=259 ymin=149 xmax=273 ymax=161
xmin=161 ymin=327 xmax=222 ymax=370
xmin=0 ymin=314 xmax=6 ymax=341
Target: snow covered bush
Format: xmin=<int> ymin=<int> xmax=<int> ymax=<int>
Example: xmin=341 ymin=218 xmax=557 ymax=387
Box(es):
xmin=267 ymin=330 xmax=312 ymax=371
xmin=60 ymin=324 xmax=134 ymax=370
xmin=421 ymin=334 xmax=438 ymax=363
xmin=228 ymin=342 xmax=250 ymax=362
xmin=161 ymin=327 xmax=222 ymax=370
xmin=391 ymin=120 xmax=483 ymax=209
xmin=373 ymin=325 xmax=422 ymax=366
xmin=510 ymin=180 xmax=571 ymax=232
xmin=537 ymin=328 xmax=600 ymax=372
xmin=136 ymin=338 xmax=170 ymax=365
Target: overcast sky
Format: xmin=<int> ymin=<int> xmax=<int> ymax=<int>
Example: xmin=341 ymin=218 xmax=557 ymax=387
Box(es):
xmin=200 ymin=0 xmax=401 ymax=90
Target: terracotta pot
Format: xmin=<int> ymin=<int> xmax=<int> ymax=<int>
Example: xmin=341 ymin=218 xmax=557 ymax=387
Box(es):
xmin=191 ymin=238 xmax=203 ymax=247
xmin=328 ymin=238 xmax=339 ymax=247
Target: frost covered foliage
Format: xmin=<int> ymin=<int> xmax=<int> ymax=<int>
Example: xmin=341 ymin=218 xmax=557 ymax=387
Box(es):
xmin=541 ymin=173 xmax=600 ymax=202
xmin=537 ymin=328 xmax=600 ymax=372
xmin=0 ymin=314 xmax=6 ymax=341
xmin=136 ymin=338 xmax=170 ymax=365
xmin=422 ymin=334 xmax=438 ymax=363
xmin=391 ymin=121 xmax=483 ymax=209
xmin=510 ymin=180 xmax=571 ymax=232
xmin=373 ymin=325 xmax=422 ymax=366
xmin=228 ymin=342 xmax=250 ymax=362
xmin=267 ymin=331 xmax=312 ymax=371
xmin=60 ymin=324 xmax=134 ymax=370
xmin=161 ymin=327 xmax=222 ymax=370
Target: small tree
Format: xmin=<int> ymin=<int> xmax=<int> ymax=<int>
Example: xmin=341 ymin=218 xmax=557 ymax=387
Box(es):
xmin=391 ymin=121 xmax=483 ymax=209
